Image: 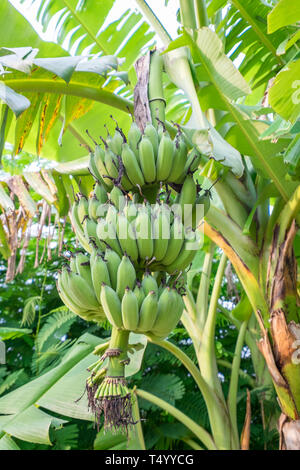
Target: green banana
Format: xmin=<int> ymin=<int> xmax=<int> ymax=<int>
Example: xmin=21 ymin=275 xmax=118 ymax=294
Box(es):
xmin=144 ymin=122 xmax=159 ymax=157
xmin=108 ymin=129 xmax=123 ymax=155
xmin=66 ymin=270 xmax=100 ymax=311
xmin=138 ymin=290 xmax=158 ymax=332
xmin=151 ymin=287 xmax=176 ymax=336
xmin=75 ymin=253 xmax=92 ymax=284
xmin=88 ymin=195 xmax=99 ymax=221
xmin=96 ymin=218 xmax=122 ymax=257
xmin=100 ymin=283 xmax=123 ymax=329
xmin=152 ymin=208 xmax=170 ymax=262
xmin=138 ymin=135 xmax=156 ymax=183
xmin=161 ymin=217 xmax=185 ymax=266
xmin=116 ymin=254 xmax=136 ymax=299
xmin=165 ymin=231 xmax=199 ymax=273
xmin=121 ymin=143 xmax=145 ymax=188
xmin=104 ymin=147 xmax=119 ymax=179
xmin=110 ymin=186 xmax=126 ymax=211
xmin=168 ymin=134 xmax=187 ymax=183
xmin=153 ymin=289 xmax=184 ymax=337
xmin=71 ymin=203 xmax=92 ymax=253
xmin=121 ymin=287 xmax=139 ymax=331
xmin=116 ymin=213 xmax=138 ymax=262
xmin=94 ymin=145 xmax=113 ymax=189
xmin=141 ymin=272 xmax=158 ymax=296
xmin=90 ymin=253 xmax=111 ymax=302
xmin=127 ymin=121 xmax=142 ymax=159
xmin=94 ymin=182 xmax=108 ymax=204
xmin=133 ymin=281 xmax=145 ymax=309
xmin=77 ymin=196 xmax=89 ymax=224
xmin=134 ymin=208 xmax=153 ymax=261
xmin=104 ymin=249 xmax=121 ymax=290
xmin=156 ymin=132 xmax=175 ymax=181
xmin=178 ymin=174 xmax=197 ymax=225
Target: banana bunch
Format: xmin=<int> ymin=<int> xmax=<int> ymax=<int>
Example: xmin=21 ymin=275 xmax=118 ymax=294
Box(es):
xmin=88 ymin=121 xmax=202 ymax=192
xmin=100 ymin=260 xmax=184 ymax=338
xmin=57 ymin=252 xmax=105 ymax=323
xmin=71 ymin=194 xmax=201 ymax=274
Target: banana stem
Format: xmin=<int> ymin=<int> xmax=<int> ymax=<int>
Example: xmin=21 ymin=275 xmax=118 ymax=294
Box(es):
xmin=198 ymin=252 xmax=227 ymax=398
xmin=148 ymin=50 xmax=166 ymax=126
xmin=227 ymin=320 xmax=248 ymax=449
xmin=193 ymin=0 xmax=209 ymax=28
xmin=196 ymin=241 xmax=215 ymax=332
xmin=107 ymin=328 xmax=130 ymax=378
xmin=136 ymin=389 xmax=217 ymax=450
xmin=134 ymin=0 xmax=172 ymax=47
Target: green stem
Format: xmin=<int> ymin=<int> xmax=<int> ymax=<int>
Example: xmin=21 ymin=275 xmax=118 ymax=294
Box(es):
xmin=131 ymin=391 xmax=146 ymax=450
xmin=134 ymin=0 xmax=172 ymax=47
xmin=107 ymin=328 xmax=130 ymax=378
xmin=182 ymin=438 xmax=203 ymax=450
xmin=227 ymin=320 xmax=248 ymax=449
xmin=148 ymin=50 xmax=166 ymax=126
xmin=194 ymin=0 xmax=209 ymax=28
xmin=149 ymin=337 xmax=233 ymax=450
xmin=6 ymin=79 xmax=133 ymax=114
xmin=198 ymin=253 xmax=227 ymax=399
xmin=180 ymin=0 xmax=197 ymax=29
xmin=196 ymin=241 xmax=214 ymax=332
xmin=136 ymin=389 xmax=217 ymax=450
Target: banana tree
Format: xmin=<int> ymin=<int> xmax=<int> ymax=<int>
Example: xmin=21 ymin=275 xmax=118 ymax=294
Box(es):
xmin=0 ymin=0 xmax=299 ymax=450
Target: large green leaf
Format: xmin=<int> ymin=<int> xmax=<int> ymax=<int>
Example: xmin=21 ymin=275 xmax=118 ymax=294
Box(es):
xmin=268 ymin=60 xmax=300 ymax=124
xmin=0 ymin=333 xmax=102 ymax=443
xmin=0 ymin=327 xmax=32 ymax=340
xmin=267 ymin=0 xmax=300 ymax=33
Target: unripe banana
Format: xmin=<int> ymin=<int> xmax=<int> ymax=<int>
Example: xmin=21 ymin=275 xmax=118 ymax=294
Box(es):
xmin=77 ymin=196 xmax=89 ymax=224
xmin=141 ymin=272 xmax=158 ymax=296
xmin=67 ymin=271 xmax=100 ymax=311
xmin=116 ymin=255 xmax=136 ymax=299
xmin=58 ymin=274 xmax=91 ymax=319
xmin=116 ymin=213 xmax=138 ymax=262
xmin=168 ymin=134 xmax=187 ymax=183
xmin=90 ymin=253 xmax=111 ymax=302
xmin=144 ymin=122 xmax=159 ymax=158
xmin=110 ymin=186 xmax=126 ymax=211
xmin=134 ymin=209 xmax=153 ymax=261
xmin=96 ymin=219 xmax=122 ymax=257
xmin=121 ymin=287 xmax=139 ymax=331
xmin=152 ymin=289 xmax=184 ymax=338
xmin=104 ymin=249 xmax=121 ymax=290
xmin=100 ymin=283 xmax=123 ymax=329
xmin=108 ymin=130 xmax=123 ymax=155
xmin=151 ymin=287 xmax=176 ymax=336
xmin=128 ymin=121 xmax=142 ymax=159
xmin=165 ymin=231 xmax=199 ymax=274
xmin=94 ymin=182 xmax=108 ymax=204
xmin=88 ymin=195 xmax=99 ymax=221
xmin=183 ymin=148 xmax=202 ymax=174
xmin=138 ymin=291 xmax=158 ymax=332
xmin=138 ymin=136 xmax=156 ymax=183
xmin=133 ymin=281 xmax=145 ymax=309
xmin=71 ymin=203 xmax=92 ymax=253
xmin=104 ymin=147 xmax=119 ymax=179
xmin=156 ymin=132 xmax=175 ymax=181
xmin=178 ymin=174 xmax=197 ymax=226
xmin=121 ymin=143 xmax=145 ymax=188
xmin=89 ymin=152 xmax=103 ymax=184
xmin=152 ymin=208 xmax=170 ymax=262
xmin=75 ymin=253 xmax=92 ymax=284
xmin=83 ymin=218 xmax=103 ymax=249
xmin=94 ymin=145 xmax=113 ymax=189
xmin=161 ymin=217 xmax=185 ymax=266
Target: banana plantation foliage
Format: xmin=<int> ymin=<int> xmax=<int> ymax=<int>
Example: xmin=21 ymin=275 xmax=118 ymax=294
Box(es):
xmin=0 ymin=0 xmax=299 ymax=452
